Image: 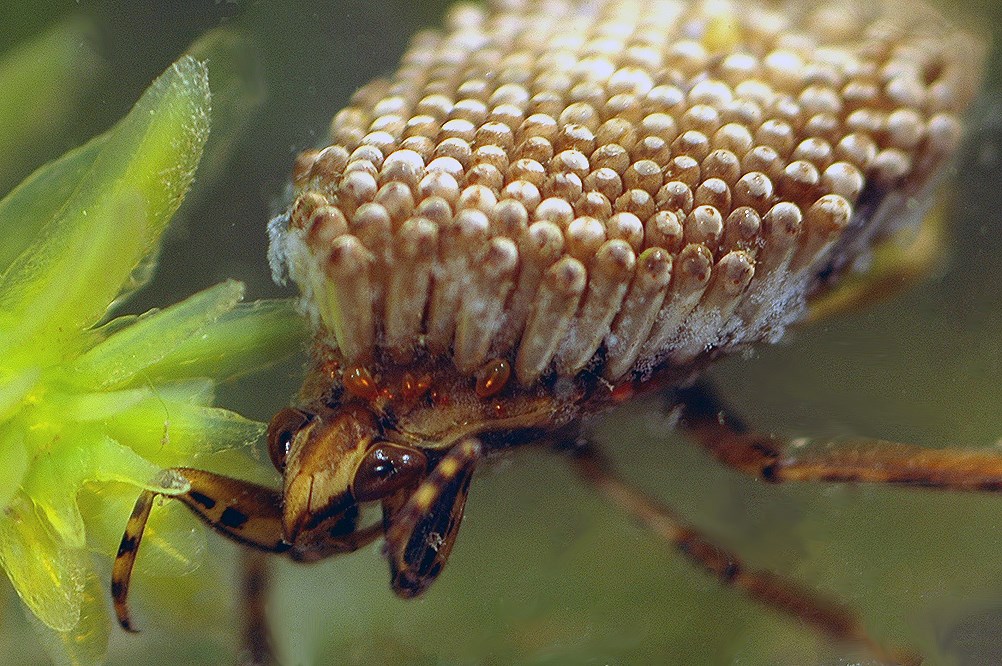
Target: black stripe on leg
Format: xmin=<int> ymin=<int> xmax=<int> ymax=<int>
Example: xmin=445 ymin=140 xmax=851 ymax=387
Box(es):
xmin=189 ymin=490 xmax=217 ymax=510
xmin=117 ymin=535 xmax=139 ymax=558
xmin=220 ymin=506 xmax=249 ymax=530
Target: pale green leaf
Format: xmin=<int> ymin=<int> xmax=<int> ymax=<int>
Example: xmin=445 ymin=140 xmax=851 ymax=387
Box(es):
xmin=102 ymin=399 xmax=265 ymax=466
xmin=0 ymin=493 xmax=86 ymax=632
xmin=0 ymin=56 xmax=211 ymax=359
xmin=0 ymin=366 xmax=40 ymax=424
xmin=53 ymin=379 xmax=219 ymax=419
xmin=27 ymin=571 xmax=110 ymax=666
xmin=23 ymin=435 xmax=190 ymax=547
xmin=142 ymin=298 xmax=308 ymax=384
xmin=49 ymin=387 xmax=155 ymax=423
xmin=0 ymin=136 xmax=107 ymax=273
xmin=71 ymin=280 xmax=245 ymax=389
xmin=0 ymin=429 xmax=29 ymax=512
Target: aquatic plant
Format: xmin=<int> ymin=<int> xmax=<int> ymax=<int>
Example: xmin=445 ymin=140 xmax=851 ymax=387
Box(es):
xmin=0 ymin=50 xmax=303 ymax=664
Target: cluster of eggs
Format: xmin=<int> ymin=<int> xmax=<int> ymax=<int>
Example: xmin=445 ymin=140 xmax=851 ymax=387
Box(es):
xmin=269 ymin=0 xmax=981 ymax=386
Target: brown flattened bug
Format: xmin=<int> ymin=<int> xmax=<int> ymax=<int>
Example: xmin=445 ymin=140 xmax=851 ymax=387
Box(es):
xmin=112 ymin=0 xmax=988 ymax=662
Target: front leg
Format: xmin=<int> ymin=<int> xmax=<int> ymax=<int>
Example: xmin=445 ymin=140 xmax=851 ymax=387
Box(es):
xmin=112 ymin=468 xmax=292 ymax=632
xmin=111 ymin=467 xmax=378 ymax=633
xmin=677 ymin=382 xmax=1002 ymax=490
xmin=383 ymin=439 xmax=482 ymax=598
xmin=561 ymin=440 xmax=919 ymax=666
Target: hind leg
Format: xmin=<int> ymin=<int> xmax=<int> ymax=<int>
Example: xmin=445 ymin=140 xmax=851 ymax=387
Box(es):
xmin=676 ymin=382 xmax=1002 ymax=491
xmin=559 ymin=439 xmax=920 ymax=665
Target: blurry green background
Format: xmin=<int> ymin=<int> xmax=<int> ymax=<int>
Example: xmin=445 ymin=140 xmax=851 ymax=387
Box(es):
xmin=2 ymin=1 xmax=1002 ymax=664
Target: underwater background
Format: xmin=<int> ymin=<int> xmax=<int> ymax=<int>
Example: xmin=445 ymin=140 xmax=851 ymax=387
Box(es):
xmin=1 ymin=0 xmax=1001 ymax=663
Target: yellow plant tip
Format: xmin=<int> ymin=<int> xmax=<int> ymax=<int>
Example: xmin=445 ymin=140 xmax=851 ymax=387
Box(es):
xmin=0 ymin=493 xmax=87 ymax=632
xmin=26 ymin=571 xmax=110 ymax=666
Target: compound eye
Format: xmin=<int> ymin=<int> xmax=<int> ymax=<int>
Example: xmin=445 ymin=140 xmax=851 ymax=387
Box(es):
xmin=352 ymin=443 xmax=427 ymax=502
xmin=267 ymin=408 xmax=312 ymax=471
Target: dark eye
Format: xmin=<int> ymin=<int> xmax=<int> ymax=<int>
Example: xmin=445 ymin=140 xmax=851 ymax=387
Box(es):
xmin=267 ymin=408 xmax=312 ymax=471
xmin=352 ymin=443 xmax=427 ymax=502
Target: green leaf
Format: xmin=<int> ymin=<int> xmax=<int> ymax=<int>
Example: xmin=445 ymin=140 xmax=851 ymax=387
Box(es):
xmin=0 ymin=429 xmax=29 ymax=512
xmin=141 ymin=298 xmax=309 ymax=384
xmin=0 ymin=56 xmax=211 ymax=360
xmin=0 ymin=20 xmax=104 ymax=193
xmin=0 ymin=493 xmax=87 ymax=632
xmin=102 ymin=399 xmax=265 ymax=466
xmin=0 ymin=366 xmax=40 ymax=424
xmin=27 ymin=571 xmax=110 ymax=666
xmin=47 ymin=380 xmax=218 ymax=425
xmin=71 ymin=280 xmax=245 ymax=389
xmin=0 ymin=136 xmax=107 ymax=274
xmin=23 ymin=435 xmax=190 ymax=548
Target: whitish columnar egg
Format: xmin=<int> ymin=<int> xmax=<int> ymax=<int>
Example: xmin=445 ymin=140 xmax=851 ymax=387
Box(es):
xmin=269 ymin=0 xmax=983 ymax=386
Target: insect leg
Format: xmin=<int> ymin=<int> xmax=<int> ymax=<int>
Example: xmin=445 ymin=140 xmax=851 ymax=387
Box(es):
xmin=240 ymin=550 xmax=273 ymax=666
xmin=563 ymin=439 xmax=919 ymax=666
xmin=383 ymin=438 xmax=482 ymax=598
xmin=289 ymin=511 xmax=383 ymax=562
xmin=677 ymin=382 xmax=1002 ymax=490
xmin=112 ymin=467 xmax=290 ymax=632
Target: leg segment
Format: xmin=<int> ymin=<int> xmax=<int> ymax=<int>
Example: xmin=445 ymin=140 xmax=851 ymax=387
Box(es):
xmin=565 ymin=441 xmax=919 ymax=666
xmin=239 ymin=550 xmax=273 ymax=666
xmin=290 ymin=514 xmax=382 ymax=562
xmin=112 ymin=468 xmax=291 ymax=632
xmin=678 ymin=383 xmax=1002 ymax=490
xmin=384 ymin=438 xmax=482 ymax=598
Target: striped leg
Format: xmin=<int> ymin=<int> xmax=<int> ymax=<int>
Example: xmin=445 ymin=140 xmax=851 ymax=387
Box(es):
xmin=677 ymin=383 xmax=1002 ymax=490
xmin=384 ymin=439 xmax=482 ymax=598
xmin=113 ymin=467 xmax=386 ymax=663
xmin=563 ymin=440 xmax=919 ymax=666
xmin=112 ymin=468 xmax=292 ymax=632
